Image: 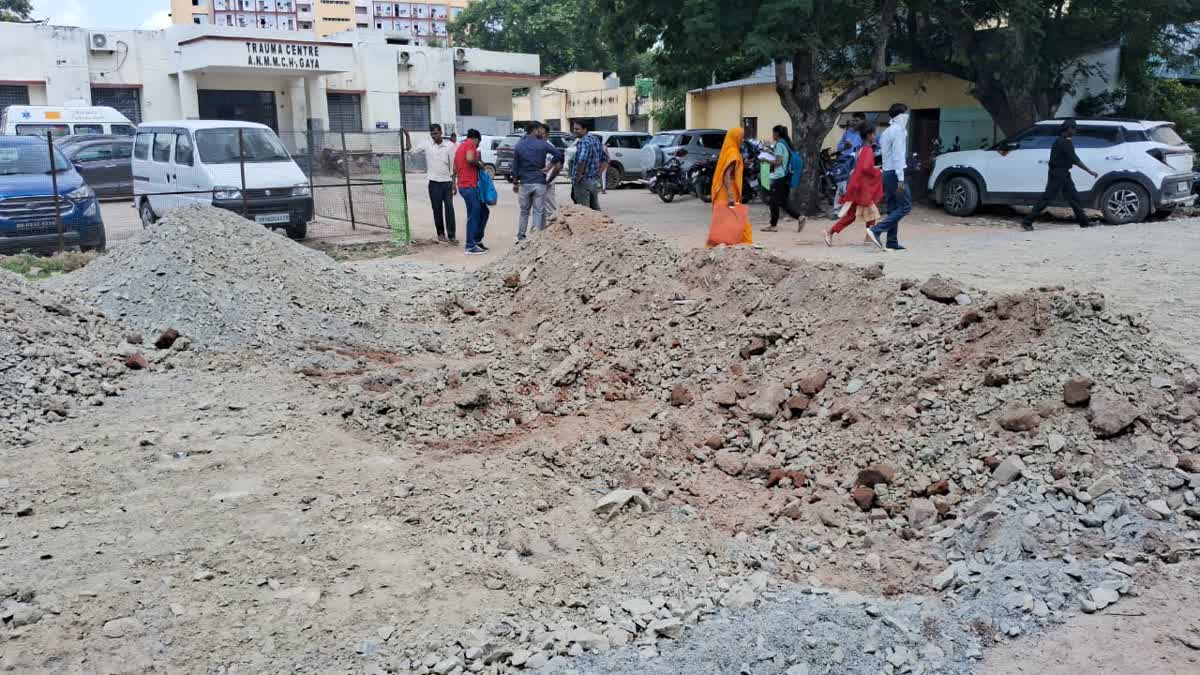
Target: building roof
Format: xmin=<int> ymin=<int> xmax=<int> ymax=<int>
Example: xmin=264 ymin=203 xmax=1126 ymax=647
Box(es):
xmin=689 ymin=65 xmax=786 ymax=94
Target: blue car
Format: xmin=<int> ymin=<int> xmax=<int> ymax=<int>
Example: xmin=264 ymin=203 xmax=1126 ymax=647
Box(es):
xmin=0 ymin=135 xmax=105 ymax=254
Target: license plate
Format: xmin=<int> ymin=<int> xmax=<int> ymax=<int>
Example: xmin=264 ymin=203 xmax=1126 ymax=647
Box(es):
xmin=15 ymin=220 xmax=55 ymax=231
xmin=255 ymin=213 xmax=290 ymax=225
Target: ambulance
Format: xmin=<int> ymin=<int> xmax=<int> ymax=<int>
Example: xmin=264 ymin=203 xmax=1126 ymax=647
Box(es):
xmin=0 ymin=106 xmax=135 ymax=137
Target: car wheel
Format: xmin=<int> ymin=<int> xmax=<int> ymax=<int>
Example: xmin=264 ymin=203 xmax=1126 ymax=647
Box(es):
xmin=1101 ymin=182 xmax=1150 ymax=225
xmin=942 ymin=176 xmax=980 ymax=217
xmin=605 ymin=165 xmax=623 ymax=188
xmin=80 ymin=227 xmax=106 ymax=253
xmin=139 ymin=199 xmax=157 ymax=228
xmin=483 ymin=164 xmax=496 ymax=177
xmin=286 ymin=221 xmax=308 ymax=240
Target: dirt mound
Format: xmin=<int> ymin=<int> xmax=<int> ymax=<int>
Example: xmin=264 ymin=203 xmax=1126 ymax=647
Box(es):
xmin=49 ymin=206 xmax=382 ymax=350
xmin=344 ymin=208 xmax=1200 ymax=539
xmin=0 ymin=270 xmax=129 ymax=445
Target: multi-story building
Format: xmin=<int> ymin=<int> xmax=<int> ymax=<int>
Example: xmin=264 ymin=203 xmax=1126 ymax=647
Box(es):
xmin=171 ymin=0 xmax=472 ymax=39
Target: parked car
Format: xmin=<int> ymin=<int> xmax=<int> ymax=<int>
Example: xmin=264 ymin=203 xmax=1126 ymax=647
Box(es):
xmin=564 ymin=131 xmax=652 ymax=186
xmin=0 ymin=135 xmax=105 ymax=253
xmin=640 ymin=129 xmax=727 ymax=175
xmin=61 ymin=136 xmax=134 ymax=198
xmin=495 ymin=131 xmax=574 ymax=180
xmin=133 ymin=120 xmax=313 ymax=239
xmin=0 ymin=105 xmax=135 ymax=137
xmin=929 ymin=118 xmax=1196 ymax=224
xmin=478 ymin=134 xmax=505 ymax=177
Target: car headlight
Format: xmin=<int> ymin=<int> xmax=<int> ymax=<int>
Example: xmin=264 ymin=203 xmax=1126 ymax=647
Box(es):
xmin=292 ymin=183 xmax=311 ymax=197
xmin=66 ymin=184 xmax=94 ymax=201
xmin=213 ymin=185 xmax=241 ymax=200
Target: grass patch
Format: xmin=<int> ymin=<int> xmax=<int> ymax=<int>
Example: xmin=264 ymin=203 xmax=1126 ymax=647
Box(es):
xmin=306 ymin=240 xmax=413 ymax=262
xmin=0 ymin=251 xmax=97 ymax=279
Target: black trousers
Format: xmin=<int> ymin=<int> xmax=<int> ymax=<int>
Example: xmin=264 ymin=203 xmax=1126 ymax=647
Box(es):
xmin=1025 ymin=170 xmax=1089 ymax=227
xmin=428 ymin=180 xmax=457 ymax=238
xmin=768 ymin=178 xmax=802 ymax=226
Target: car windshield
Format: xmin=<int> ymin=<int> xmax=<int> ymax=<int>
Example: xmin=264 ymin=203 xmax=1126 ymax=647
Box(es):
xmin=499 ymin=137 xmax=519 ymax=148
xmin=0 ymin=144 xmax=71 ymax=175
xmin=1149 ymin=125 xmax=1186 ymax=146
xmin=195 ymin=128 xmax=291 ymax=164
xmin=648 ymin=133 xmax=680 ymax=147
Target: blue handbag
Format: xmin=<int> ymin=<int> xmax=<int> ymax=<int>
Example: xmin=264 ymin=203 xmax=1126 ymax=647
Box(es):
xmin=478 ymin=170 xmax=498 ymax=206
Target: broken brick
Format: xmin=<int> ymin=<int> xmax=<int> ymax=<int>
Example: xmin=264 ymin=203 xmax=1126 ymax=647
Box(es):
xmin=154 ymin=328 xmax=181 ymax=350
xmin=851 ymin=486 xmax=876 ymax=511
xmin=855 ymin=464 xmax=896 ymax=487
xmin=124 ymin=353 xmax=149 ymax=370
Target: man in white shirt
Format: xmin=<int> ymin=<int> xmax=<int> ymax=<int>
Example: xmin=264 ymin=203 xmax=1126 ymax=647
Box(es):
xmin=424 ymin=123 xmax=458 ymax=243
xmin=867 ymin=103 xmax=911 ymax=251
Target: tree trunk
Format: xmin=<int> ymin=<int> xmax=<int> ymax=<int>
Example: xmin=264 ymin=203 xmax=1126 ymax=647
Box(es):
xmin=973 ymin=78 xmax=1062 ymax=138
xmin=788 ymin=114 xmax=836 ymax=215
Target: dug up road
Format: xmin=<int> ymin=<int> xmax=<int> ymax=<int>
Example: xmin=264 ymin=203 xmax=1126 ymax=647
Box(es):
xmin=3 ymin=204 xmax=1200 ymax=674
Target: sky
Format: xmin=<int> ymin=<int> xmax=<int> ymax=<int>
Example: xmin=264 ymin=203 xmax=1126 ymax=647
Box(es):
xmin=32 ymin=0 xmax=173 ymax=31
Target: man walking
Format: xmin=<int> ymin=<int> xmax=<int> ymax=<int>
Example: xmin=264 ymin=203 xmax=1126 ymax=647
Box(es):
xmin=455 ymin=128 xmax=491 ymax=256
xmin=423 ymin=123 xmax=457 ymax=243
xmin=570 ymin=120 xmax=603 ymax=210
xmin=1022 ymin=118 xmax=1098 ymax=231
xmin=868 ymin=104 xmax=911 ymax=251
xmin=512 ymin=122 xmax=564 ymax=242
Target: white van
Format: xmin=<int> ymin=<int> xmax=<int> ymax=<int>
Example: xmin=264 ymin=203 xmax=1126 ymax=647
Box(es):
xmin=132 ymin=121 xmax=313 ymax=239
xmin=1 ymin=105 xmax=135 ymax=137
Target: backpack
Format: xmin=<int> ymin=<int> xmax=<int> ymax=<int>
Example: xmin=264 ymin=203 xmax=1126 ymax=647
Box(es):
xmin=478 ymin=169 xmax=498 ymax=206
xmin=787 ymin=150 xmax=805 ymax=188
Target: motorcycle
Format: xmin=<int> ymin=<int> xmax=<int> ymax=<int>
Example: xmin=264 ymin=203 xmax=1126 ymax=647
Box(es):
xmin=691 ymin=154 xmax=758 ymax=204
xmin=647 ymin=158 xmax=689 ymax=203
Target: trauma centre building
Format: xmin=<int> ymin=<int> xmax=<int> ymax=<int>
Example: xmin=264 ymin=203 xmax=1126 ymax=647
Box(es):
xmin=0 ymin=21 xmax=544 ymax=141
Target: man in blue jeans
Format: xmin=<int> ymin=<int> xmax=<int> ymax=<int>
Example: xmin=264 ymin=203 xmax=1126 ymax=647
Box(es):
xmin=868 ymin=103 xmax=911 ymax=251
xmin=454 ymin=129 xmax=490 ymax=255
xmin=512 ymin=122 xmax=563 ymax=242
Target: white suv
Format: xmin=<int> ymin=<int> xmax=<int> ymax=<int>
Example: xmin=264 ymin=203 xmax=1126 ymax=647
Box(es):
xmin=929 ymin=118 xmax=1195 ymax=224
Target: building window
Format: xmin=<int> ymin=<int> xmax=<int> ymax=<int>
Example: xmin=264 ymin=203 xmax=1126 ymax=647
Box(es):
xmin=398 ymin=95 xmax=431 ymax=130
xmin=457 ymin=98 xmax=473 ymax=116
xmin=192 ymin=0 xmax=200 ymax=5
xmin=194 ymin=17 xmax=201 ymax=24
xmin=91 ymin=87 xmax=143 ymax=124
xmin=327 ymin=93 xmax=363 ymax=132
xmin=0 ymin=85 xmax=30 ymax=109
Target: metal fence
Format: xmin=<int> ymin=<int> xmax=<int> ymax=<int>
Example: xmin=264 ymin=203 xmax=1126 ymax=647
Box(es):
xmin=279 ymin=129 xmax=413 ymax=240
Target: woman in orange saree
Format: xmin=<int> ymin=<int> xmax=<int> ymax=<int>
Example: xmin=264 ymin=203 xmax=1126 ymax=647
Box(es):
xmin=705 ymin=127 xmax=753 ymax=247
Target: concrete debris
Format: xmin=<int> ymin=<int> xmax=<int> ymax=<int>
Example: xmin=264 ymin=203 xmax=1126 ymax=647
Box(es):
xmin=5 ymin=205 xmax=1200 ymax=675
xmin=593 ymin=489 xmax=653 ymax=517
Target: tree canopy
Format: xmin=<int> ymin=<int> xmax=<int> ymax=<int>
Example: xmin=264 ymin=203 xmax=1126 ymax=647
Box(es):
xmin=902 ymin=0 xmax=1200 ymax=134
xmin=450 ymin=0 xmax=643 ymax=80
xmin=0 ymin=0 xmax=34 ymax=22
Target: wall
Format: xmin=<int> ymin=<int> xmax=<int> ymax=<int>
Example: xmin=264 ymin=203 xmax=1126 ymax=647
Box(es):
xmin=316 ymin=0 xmax=357 ymax=36
xmin=172 ymin=0 xmax=210 ymax=26
xmin=688 ymin=72 xmax=989 ymax=148
xmin=1058 ymin=45 xmax=1122 ymax=117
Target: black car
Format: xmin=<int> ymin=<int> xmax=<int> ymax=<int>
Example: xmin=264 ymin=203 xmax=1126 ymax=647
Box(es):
xmin=495 ymin=131 xmax=573 ymax=180
xmin=62 ymin=136 xmax=133 ymax=198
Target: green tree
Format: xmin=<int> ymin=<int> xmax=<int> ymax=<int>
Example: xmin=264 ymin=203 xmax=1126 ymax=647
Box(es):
xmin=601 ymin=0 xmax=900 ymax=213
xmin=0 ymin=0 xmax=34 ymax=22
xmin=903 ymin=0 xmax=1200 ymax=135
xmin=451 ymin=0 xmax=640 ymax=80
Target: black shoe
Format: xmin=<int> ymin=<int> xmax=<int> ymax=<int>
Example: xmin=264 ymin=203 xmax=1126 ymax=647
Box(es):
xmin=477 ymin=243 xmax=489 ymax=251
xmin=1021 ymin=223 xmax=1034 ymax=231
xmin=449 ymin=238 xmax=460 ymax=245
xmin=437 ymin=235 xmax=449 ymax=243
xmin=887 ymin=244 xmax=907 ymax=251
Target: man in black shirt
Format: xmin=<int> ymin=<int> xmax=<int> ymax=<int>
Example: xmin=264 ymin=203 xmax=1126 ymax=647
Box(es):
xmin=1022 ymin=118 xmax=1099 ymax=231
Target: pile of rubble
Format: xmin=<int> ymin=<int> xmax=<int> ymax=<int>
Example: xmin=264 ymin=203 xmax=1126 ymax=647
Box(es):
xmin=0 ymin=270 xmax=129 ymax=445
xmin=49 ymin=206 xmax=384 ymax=350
